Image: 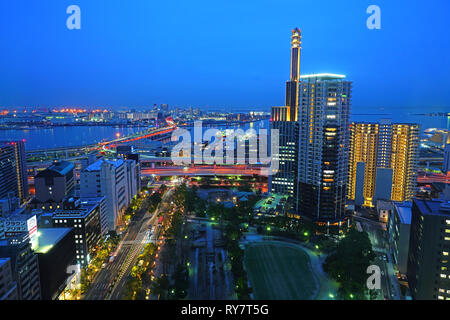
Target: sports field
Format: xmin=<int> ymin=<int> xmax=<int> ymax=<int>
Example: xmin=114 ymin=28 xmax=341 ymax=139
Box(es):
xmin=244 ymin=242 xmax=318 ymax=300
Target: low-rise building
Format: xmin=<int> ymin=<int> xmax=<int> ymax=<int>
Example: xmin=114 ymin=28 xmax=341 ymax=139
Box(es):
xmin=376 ymin=200 xmax=394 ymax=223
xmin=39 ymin=198 xmax=102 ymax=266
xmin=35 ymin=228 xmax=76 ymax=300
xmin=0 ymin=234 xmax=41 ymax=300
xmin=32 ymin=160 xmax=75 ymax=210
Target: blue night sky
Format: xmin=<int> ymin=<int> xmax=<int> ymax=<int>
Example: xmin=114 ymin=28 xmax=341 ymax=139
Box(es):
xmin=0 ymin=0 xmax=449 ymax=113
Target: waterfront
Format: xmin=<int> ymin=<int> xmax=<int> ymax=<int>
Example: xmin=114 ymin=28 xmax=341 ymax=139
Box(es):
xmin=0 ymin=126 xmax=143 ymax=150
xmin=1 ymin=113 xmax=448 ymax=152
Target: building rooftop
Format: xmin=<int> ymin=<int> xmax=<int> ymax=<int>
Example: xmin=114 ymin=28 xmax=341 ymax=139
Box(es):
xmin=300 ymin=73 xmax=346 ymax=80
xmin=37 ymin=160 xmax=74 ymax=177
xmin=84 ymin=158 xmax=124 ymax=172
xmin=34 ymin=228 xmax=72 ymax=254
xmin=53 ymin=200 xmax=99 ymax=218
xmin=394 ymin=202 xmax=412 ymax=224
xmin=415 ymin=199 xmax=450 ymax=217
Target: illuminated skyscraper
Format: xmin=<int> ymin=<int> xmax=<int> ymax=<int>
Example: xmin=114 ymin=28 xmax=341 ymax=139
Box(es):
xmin=269 ymin=106 xmax=298 ymax=195
xmin=0 ymin=140 xmax=28 ymax=203
xmin=296 ymin=74 xmax=352 ymax=222
xmin=269 ymin=28 xmax=301 ymax=195
xmin=348 ymin=120 xmax=419 ymax=206
xmin=391 ymin=123 xmax=419 ymax=202
xmin=285 ymin=28 xmax=301 ymax=121
xmin=348 ymin=123 xmax=380 ymax=207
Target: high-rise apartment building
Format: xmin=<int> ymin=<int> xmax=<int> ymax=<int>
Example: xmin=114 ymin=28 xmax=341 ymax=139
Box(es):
xmin=348 ymin=123 xmax=379 ymax=207
xmin=391 ymin=124 xmax=420 ymax=202
xmin=348 ymin=120 xmax=419 ymax=207
xmin=296 ymin=74 xmax=352 ymax=222
xmin=269 ymin=28 xmax=301 ymax=196
xmin=407 ymin=199 xmax=450 ymax=300
xmin=0 ymin=140 xmax=28 ymax=203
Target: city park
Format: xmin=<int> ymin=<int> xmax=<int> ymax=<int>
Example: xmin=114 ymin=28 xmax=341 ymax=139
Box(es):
xmin=63 ymin=174 xmax=377 ymax=300
xmin=138 ymin=178 xmax=378 ymax=300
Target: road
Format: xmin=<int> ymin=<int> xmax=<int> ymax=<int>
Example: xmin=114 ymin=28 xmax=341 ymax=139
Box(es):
xmin=109 ymin=188 xmax=174 ymax=300
xmin=83 ymin=191 xmax=173 ymax=300
xmin=355 ymin=215 xmax=401 ymax=300
xmin=141 ymin=166 xmax=264 ymax=177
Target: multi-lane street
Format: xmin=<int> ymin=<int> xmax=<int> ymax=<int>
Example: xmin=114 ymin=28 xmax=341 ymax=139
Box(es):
xmin=83 ymin=189 xmax=172 ymax=300
xmin=108 ymin=189 xmax=173 ymax=300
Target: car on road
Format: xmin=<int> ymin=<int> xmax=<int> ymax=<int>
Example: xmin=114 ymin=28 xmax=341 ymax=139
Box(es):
xmin=101 ymin=263 xmax=107 ymax=269
xmin=382 ymin=255 xmax=387 ymax=261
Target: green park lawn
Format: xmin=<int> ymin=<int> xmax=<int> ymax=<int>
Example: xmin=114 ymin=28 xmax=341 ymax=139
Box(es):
xmin=244 ymin=242 xmax=317 ymax=300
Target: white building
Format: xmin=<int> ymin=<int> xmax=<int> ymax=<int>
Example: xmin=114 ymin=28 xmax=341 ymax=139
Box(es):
xmin=80 ymin=159 xmax=138 ymax=231
xmin=125 ymin=159 xmax=139 ymax=204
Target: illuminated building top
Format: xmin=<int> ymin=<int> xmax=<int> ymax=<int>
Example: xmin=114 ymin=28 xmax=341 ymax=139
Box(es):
xmin=290 ymin=28 xmax=302 ymax=82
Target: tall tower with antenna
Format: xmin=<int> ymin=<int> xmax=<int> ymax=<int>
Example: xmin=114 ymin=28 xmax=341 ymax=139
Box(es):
xmin=285 ymin=28 xmax=302 ymax=121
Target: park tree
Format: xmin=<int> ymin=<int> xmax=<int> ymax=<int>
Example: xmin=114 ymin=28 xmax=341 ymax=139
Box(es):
xmin=151 ymin=275 xmax=170 ymax=300
xmin=323 ymin=228 xmax=375 ymax=299
xmin=171 ymin=263 xmax=189 ymax=299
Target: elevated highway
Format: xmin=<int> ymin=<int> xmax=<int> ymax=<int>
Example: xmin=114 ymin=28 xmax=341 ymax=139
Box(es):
xmin=26 ymin=125 xmax=176 ymax=163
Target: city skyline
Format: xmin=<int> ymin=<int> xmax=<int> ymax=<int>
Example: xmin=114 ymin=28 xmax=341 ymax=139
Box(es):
xmin=0 ymin=1 xmax=449 ymax=112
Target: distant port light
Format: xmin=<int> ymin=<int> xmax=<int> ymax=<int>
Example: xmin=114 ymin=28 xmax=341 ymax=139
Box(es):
xmin=116 ymin=132 xmax=120 ymax=138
